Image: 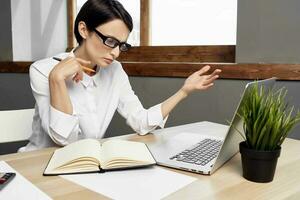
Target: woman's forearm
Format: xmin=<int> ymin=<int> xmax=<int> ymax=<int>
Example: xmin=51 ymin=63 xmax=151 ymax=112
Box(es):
xmin=49 ymin=75 xmax=73 ymax=114
xmin=161 ymin=89 xmax=188 ymax=118
xmin=161 ymin=66 xmax=221 ymax=118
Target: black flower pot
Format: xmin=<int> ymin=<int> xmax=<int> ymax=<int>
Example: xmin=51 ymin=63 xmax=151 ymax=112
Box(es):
xmin=239 ymin=141 xmax=281 ymax=183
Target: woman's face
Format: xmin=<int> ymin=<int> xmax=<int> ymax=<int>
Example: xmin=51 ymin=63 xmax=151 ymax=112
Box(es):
xmin=83 ymin=19 xmax=130 ymax=67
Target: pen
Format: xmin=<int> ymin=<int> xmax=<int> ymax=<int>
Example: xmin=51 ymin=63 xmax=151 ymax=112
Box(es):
xmin=52 ymin=57 xmax=96 ymax=73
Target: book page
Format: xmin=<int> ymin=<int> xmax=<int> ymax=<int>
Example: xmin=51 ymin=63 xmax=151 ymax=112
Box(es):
xmin=45 ymin=139 xmax=102 ymax=174
xmin=100 ymin=140 xmax=155 ymax=169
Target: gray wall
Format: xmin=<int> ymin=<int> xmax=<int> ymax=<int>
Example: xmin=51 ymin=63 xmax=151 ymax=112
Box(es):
xmin=0 ymin=74 xmax=299 ymax=154
xmin=106 ymin=77 xmax=300 ymax=140
xmin=236 ymin=0 xmax=300 ymax=63
xmin=1 ymin=74 xmax=299 ymax=141
xmin=0 ymin=0 xmax=13 ymax=61
xmin=0 ymin=74 xmax=34 ymax=110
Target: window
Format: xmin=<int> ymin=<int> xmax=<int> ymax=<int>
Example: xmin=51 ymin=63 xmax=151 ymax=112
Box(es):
xmin=76 ymin=0 xmax=236 ymax=46
xmin=151 ymin=0 xmax=237 ymax=45
xmin=0 ymin=0 xmax=297 ymax=81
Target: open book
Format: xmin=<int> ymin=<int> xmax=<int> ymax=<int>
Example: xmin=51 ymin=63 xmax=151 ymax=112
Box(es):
xmin=44 ymin=139 xmax=156 ymax=175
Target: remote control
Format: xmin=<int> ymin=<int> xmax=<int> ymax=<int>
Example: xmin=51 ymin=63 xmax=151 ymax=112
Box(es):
xmin=0 ymin=172 xmax=16 ymax=190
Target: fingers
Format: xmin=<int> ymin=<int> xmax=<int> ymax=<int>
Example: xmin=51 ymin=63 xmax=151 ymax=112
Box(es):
xmin=197 ymin=66 xmax=222 ymax=78
xmin=197 ymin=83 xmax=214 ymax=90
xmin=209 ymin=69 xmax=222 ymax=77
xmin=203 ymin=68 xmax=221 ymax=84
xmin=197 ymin=65 xmax=211 ymax=75
xmin=203 ymin=83 xmax=214 ymax=90
xmin=204 ymin=74 xmax=219 ymax=86
xmin=68 ymin=57 xmax=90 ymax=83
xmin=61 ymin=56 xmax=76 ymax=64
xmin=59 ymin=56 xmax=91 ymax=66
xmin=76 ymin=57 xmax=92 ymax=66
xmin=70 ymin=58 xmax=84 ymax=83
xmin=52 ymin=56 xmax=90 ymax=83
xmin=201 ymin=69 xmax=221 ymax=86
xmin=72 ymin=71 xmax=83 ymax=83
xmin=65 ymin=57 xmax=92 ymax=71
xmin=208 ymin=69 xmax=221 ymax=79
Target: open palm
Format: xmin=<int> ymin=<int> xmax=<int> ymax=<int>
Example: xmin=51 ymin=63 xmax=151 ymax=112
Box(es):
xmin=181 ymin=65 xmax=221 ymax=95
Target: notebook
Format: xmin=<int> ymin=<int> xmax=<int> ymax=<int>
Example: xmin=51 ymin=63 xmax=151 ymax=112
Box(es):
xmin=148 ymin=78 xmax=276 ymax=175
xmin=44 ymin=139 xmax=156 ymax=175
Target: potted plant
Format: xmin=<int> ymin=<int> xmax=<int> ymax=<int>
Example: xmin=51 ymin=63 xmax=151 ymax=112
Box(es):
xmin=237 ymin=82 xmax=300 ymax=183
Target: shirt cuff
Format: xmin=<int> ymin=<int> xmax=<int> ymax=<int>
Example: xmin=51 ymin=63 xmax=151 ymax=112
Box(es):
xmin=49 ymin=106 xmax=79 ymax=139
xmin=148 ymin=103 xmax=168 ymax=128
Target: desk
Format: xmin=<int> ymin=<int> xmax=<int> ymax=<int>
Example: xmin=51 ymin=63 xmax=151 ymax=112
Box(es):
xmin=1 ymin=133 xmax=300 ymax=200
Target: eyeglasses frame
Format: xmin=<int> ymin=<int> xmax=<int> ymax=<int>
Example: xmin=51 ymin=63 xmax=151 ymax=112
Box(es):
xmin=93 ymin=28 xmax=131 ymax=52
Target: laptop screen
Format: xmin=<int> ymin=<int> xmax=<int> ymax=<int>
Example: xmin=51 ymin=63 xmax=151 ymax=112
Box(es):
xmin=212 ymin=78 xmax=276 ymax=172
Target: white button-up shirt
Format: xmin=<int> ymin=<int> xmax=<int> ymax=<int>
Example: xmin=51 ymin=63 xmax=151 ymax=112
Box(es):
xmin=21 ymin=51 xmax=167 ymax=151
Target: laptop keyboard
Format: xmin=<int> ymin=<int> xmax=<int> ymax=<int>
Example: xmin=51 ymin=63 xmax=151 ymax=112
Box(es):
xmin=169 ymin=138 xmax=223 ymax=166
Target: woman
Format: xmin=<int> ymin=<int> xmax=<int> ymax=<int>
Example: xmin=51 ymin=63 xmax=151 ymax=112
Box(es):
xmin=20 ymin=0 xmax=221 ymax=151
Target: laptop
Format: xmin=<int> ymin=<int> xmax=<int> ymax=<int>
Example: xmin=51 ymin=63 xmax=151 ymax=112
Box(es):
xmin=148 ymin=78 xmax=276 ymax=175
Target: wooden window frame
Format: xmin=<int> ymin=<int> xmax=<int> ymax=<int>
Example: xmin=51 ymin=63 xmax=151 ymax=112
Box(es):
xmin=1 ymin=0 xmax=300 ymax=81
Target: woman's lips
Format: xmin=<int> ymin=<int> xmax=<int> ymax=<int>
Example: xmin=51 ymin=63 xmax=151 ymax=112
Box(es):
xmin=103 ymin=58 xmax=113 ymax=64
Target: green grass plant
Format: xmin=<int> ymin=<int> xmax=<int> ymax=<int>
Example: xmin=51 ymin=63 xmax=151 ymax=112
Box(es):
xmin=237 ymin=83 xmax=300 ymax=151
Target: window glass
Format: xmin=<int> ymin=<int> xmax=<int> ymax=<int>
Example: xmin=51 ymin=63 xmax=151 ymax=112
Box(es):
xmin=151 ymin=0 xmax=237 ymax=45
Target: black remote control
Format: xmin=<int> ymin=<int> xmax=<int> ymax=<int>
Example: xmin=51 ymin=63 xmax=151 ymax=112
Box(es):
xmin=0 ymin=172 xmax=16 ymax=190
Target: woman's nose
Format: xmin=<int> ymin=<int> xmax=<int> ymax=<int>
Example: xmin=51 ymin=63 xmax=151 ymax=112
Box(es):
xmin=110 ymin=46 xmax=120 ymax=59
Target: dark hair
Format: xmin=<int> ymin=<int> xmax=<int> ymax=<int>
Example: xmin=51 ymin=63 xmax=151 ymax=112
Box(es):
xmin=74 ymin=0 xmax=133 ymax=45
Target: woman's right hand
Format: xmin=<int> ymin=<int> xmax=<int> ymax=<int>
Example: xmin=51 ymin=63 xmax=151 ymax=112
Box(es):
xmin=49 ymin=57 xmax=91 ymax=83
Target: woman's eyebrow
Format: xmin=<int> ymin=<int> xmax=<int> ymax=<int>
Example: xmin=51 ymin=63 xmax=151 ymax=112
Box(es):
xmin=104 ymin=33 xmax=126 ymax=43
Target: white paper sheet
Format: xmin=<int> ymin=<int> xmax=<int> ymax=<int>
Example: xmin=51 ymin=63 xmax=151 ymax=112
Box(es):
xmin=0 ymin=161 xmax=52 ymax=200
xmin=61 ymin=166 xmax=196 ymax=200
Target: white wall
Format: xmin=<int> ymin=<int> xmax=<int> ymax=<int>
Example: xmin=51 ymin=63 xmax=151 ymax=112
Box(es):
xmin=11 ymin=0 xmax=67 ymax=61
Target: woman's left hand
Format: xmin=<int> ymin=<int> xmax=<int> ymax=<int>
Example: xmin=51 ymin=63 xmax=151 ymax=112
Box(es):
xmin=180 ymin=65 xmax=221 ymax=96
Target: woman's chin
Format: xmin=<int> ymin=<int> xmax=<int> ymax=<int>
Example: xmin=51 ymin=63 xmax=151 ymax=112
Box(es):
xmin=98 ymin=60 xmax=112 ymax=67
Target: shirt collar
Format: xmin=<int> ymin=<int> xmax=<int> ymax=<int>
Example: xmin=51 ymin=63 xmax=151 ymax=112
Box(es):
xmin=80 ymin=67 xmax=102 ymax=88
xmin=93 ymin=67 xmax=101 ymax=87
xmin=81 ymin=73 xmax=93 ymax=88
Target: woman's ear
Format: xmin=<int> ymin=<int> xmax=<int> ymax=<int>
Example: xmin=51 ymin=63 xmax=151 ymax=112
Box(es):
xmin=78 ymin=21 xmax=89 ymax=39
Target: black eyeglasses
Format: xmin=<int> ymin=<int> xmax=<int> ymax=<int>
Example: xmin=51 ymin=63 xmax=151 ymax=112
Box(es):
xmin=93 ymin=29 xmax=131 ymax=52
